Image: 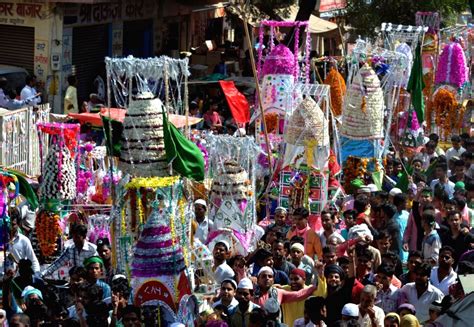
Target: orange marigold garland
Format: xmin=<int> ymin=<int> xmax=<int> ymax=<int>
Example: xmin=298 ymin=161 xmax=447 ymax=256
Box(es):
xmin=423 ymin=71 xmax=435 ymax=131
xmin=324 ymin=67 xmax=346 ymax=116
xmin=36 ymin=210 xmax=61 ymax=257
xmin=432 ymin=88 xmax=460 ymax=139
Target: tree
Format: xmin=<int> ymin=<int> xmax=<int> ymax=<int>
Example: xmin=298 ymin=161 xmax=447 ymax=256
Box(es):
xmin=345 ymin=0 xmax=468 ymax=39
xmin=228 ymin=0 xmax=317 ymax=48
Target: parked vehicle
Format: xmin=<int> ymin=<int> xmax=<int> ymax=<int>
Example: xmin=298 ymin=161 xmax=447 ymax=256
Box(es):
xmin=0 ymin=64 xmax=28 ymax=93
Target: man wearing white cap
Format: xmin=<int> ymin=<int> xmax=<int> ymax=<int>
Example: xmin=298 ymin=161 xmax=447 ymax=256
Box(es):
xmin=230 ymin=278 xmax=259 ymax=327
xmin=388 ymin=187 xmax=402 ymax=199
xmin=253 ymin=266 xmax=316 ymax=308
xmin=289 ymin=243 xmax=312 ymax=284
xmin=194 ymin=199 xmax=214 ymax=243
xmin=267 ymin=207 xmax=290 ymax=236
xmin=213 ymin=279 xmax=239 ymax=312
xmin=341 ymin=303 xmax=359 ymax=320
xmin=367 ymin=184 xmax=378 ymax=193
xmin=212 ymin=240 xmax=235 ymax=284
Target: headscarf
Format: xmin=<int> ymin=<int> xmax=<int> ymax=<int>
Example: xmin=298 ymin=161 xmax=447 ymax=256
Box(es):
xmin=324 ymin=264 xmax=346 ymax=280
xmin=22 ymin=286 xmax=43 ymax=302
xmin=400 ymin=314 xmax=420 ymax=327
xmin=398 ymin=303 xmax=416 ymax=315
xmin=83 ymin=256 xmax=104 ymax=268
xmin=385 ymin=312 xmax=400 ymax=325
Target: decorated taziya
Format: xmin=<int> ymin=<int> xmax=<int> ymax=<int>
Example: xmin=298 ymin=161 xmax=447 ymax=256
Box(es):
xmin=260 ymin=44 xmax=296 ymax=115
xmin=435 ymin=40 xmax=468 ymax=89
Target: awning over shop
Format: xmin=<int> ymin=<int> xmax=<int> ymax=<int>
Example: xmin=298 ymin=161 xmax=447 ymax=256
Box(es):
xmin=68 ymin=108 xmax=202 ymax=128
xmin=277 ymin=5 xmax=338 ymax=34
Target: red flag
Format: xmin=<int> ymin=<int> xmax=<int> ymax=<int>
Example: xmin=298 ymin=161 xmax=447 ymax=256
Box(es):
xmin=219 ymin=80 xmax=250 ymax=123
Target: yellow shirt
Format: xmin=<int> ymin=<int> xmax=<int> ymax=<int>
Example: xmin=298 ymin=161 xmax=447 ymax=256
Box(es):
xmin=280 ymin=276 xmax=327 ymax=327
xmin=64 ymin=85 xmax=78 ymax=114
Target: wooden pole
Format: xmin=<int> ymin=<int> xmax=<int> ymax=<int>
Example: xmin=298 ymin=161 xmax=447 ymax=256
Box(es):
xmin=242 ymin=12 xmax=274 ymax=177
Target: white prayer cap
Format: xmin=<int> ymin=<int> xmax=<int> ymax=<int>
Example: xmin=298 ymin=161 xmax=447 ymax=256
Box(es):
xmin=389 ymin=188 xmax=402 ymax=196
xmin=367 ymin=184 xmax=378 ymax=193
xmin=258 ymin=266 xmax=274 ymax=277
xmin=342 ymin=303 xmax=359 ymax=317
xmin=238 ymin=277 xmax=253 ymax=290
xmin=290 ymin=242 xmax=305 ymax=253
xmin=215 ymin=240 xmax=230 ymax=251
xmin=275 ymin=207 xmax=287 ymax=214
xmin=194 ymin=199 xmax=207 ymax=208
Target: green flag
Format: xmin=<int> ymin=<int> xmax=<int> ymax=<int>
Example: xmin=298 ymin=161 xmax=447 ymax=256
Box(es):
xmin=101 ymin=116 xmax=123 ymax=157
xmin=396 ymin=166 xmax=413 ymax=193
xmin=407 ymin=43 xmax=425 ymax=123
xmin=162 ymin=110 xmax=205 ymax=181
xmin=371 ymin=171 xmax=384 ymax=191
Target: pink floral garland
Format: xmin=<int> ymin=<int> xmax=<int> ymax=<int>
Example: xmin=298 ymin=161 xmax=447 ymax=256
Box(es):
xmin=257 ymin=20 xmax=310 ymax=81
xmin=435 ymin=41 xmax=468 ymax=89
xmin=304 ymin=24 xmax=311 ymax=84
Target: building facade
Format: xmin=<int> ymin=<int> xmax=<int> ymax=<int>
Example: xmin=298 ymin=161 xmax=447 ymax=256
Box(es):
xmin=0 ymin=0 xmax=158 ymax=112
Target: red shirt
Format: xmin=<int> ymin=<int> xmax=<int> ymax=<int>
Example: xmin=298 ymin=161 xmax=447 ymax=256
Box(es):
xmin=351 ymin=278 xmax=364 ymax=303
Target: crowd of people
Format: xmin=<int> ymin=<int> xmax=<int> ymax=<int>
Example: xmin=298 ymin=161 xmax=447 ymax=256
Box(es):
xmin=187 ymin=133 xmax=474 ymax=327
xmin=1 ymin=75 xmax=474 ymax=326
xmin=2 ymin=133 xmax=474 ymax=326
xmin=3 ymin=217 xmax=141 ymax=327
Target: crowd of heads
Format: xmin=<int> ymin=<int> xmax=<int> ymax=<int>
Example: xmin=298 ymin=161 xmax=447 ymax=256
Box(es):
xmin=188 ymin=133 xmax=474 ymax=327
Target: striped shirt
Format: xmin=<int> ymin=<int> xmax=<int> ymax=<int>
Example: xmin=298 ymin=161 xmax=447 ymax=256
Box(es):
xmin=42 ymin=241 xmax=98 ymax=277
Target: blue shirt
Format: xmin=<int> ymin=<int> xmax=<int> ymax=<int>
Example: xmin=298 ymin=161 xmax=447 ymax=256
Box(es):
xmin=394 ymin=210 xmax=409 ymax=263
xmin=97 ymin=280 xmax=111 ymax=299
xmin=251 ymin=264 xmax=289 ymax=285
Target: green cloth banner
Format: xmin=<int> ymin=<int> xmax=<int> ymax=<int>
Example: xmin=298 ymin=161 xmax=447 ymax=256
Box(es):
xmin=407 ymin=43 xmax=425 ymax=124
xmin=162 ymin=110 xmax=205 ymax=181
